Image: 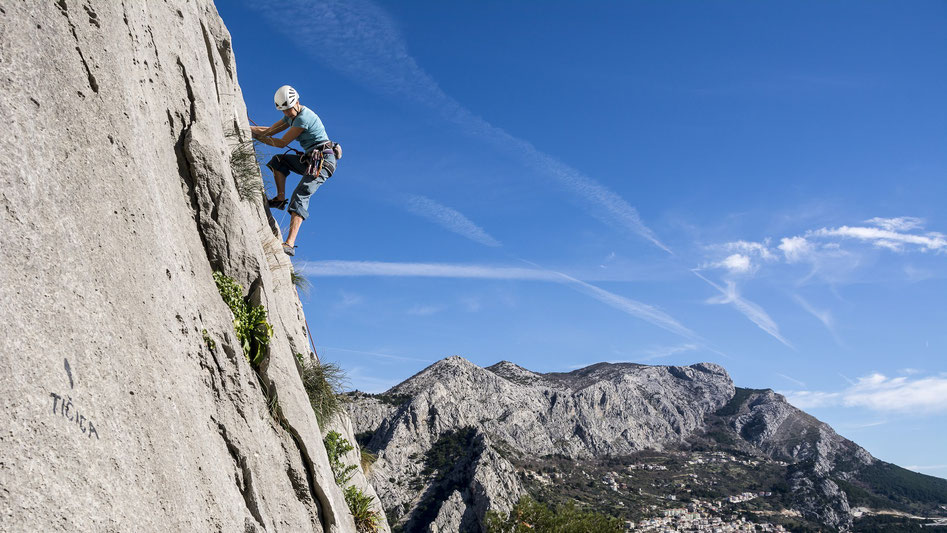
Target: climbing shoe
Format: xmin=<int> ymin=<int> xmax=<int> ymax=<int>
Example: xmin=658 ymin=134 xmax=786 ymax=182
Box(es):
xmin=268 ymin=197 xmax=288 ymax=210
xmin=282 ymin=243 xmax=296 ymax=256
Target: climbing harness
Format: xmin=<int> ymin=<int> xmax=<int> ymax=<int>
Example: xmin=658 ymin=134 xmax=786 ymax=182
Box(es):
xmin=301 ymin=141 xmax=341 ymax=178
xmin=280 ymin=141 xmax=342 ymax=179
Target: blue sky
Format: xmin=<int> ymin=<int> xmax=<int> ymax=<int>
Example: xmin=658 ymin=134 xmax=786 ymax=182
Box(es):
xmin=217 ymin=1 xmax=947 ymax=477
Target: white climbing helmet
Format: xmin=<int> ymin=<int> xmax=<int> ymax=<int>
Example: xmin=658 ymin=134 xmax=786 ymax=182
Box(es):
xmin=274 ymin=85 xmax=299 ymax=110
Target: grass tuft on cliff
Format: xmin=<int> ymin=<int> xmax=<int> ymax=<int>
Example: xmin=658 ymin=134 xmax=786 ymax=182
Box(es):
xmin=224 ymin=127 xmax=265 ymax=202
xmin=360 ymin=448 xmax=377 ymax=471
xmin=296 ymin=354 xmax=347 ymax=427
xmin=291 ymin=269 xmax=310 ymax=294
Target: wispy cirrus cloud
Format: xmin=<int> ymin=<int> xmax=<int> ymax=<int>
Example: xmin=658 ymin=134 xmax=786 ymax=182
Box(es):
xmin=905 ymin=464 xmax=947 ymax=472
xmin=342 ymin=365 xmax=404 ymax=393
xmin=776 ymin=372 xmax=807 ymax=388
xmin=403 ymin=194 xmax=501 ymax=247
xmin=318 ymin=345 xmax=436 ymax=364
xmin=298 ymin=260 xmax=562 ymax=280
xmin=721 ymin=240 xmax=778 ymax=261
xmin=864 ymin=216 xmax=925 ymax=233
xmin=692 ymin=271 xmax=793 ymax=348
xmin=254 ymin=0 xmax=669 ymax=252
xmin=791 ymin=294 xmax=834 ymax=331
xmin=639 ymin=343 xmax=701 ymax=361
xmin=782 ymin=372 xmax=947 ymax=414
xmin=407 ymin=304 xmax=446 ymax=316
xmin=298 ymin=259 xmax=697 ymax=339
xmin=791 ymin=293 xmax=846 ymax=348
xmin=845 ymin=420 xmax=887 ymax=429
xmin=549 ymin=270 xmax=699 ymax=340
xmin=334 ymin=290 xmax=363 ymax=310
xmin=809 ymin=223 xmax=946 ymax=253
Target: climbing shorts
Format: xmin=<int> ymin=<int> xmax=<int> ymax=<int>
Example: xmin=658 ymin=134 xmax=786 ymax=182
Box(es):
xmin=266 ymin=151 xmax=336 ymax=221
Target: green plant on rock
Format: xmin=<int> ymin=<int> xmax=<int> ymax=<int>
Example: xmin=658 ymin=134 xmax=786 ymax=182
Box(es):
xmin=213 ymin=271 xmax=274 ymax=367
xmin=324 ymin=430 xmax=359 ymax=486
xmin=201 ymin=328 xmax=216 ymax=351
xmin=324 ymin=431 xmax=381 ymax=532
xmin=298 ymin=357 xmax=347 ymax=427
xmin=344 ymin=485 xmax=382 ymax=532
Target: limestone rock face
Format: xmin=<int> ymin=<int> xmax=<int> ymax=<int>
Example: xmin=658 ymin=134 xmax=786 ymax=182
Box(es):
xmin=0 ymin=2 xmax=384 ymax=532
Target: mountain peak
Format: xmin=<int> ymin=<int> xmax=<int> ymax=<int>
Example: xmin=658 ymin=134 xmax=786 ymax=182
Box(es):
xmin=485 ymin=360 xmax=542 ymax=384
xmin=388 ymin=355 xmax=484 ymax=395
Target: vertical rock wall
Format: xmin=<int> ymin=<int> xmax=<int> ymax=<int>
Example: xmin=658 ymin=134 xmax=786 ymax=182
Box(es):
xmin=0 ymin=2 xmax=383 ymax=532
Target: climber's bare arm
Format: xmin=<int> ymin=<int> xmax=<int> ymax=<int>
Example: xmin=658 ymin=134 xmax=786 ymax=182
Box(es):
xmin=251 ymin=120 xmax=287 ymax=137
xmin=255 ymin=126 xmax=303 ymax=148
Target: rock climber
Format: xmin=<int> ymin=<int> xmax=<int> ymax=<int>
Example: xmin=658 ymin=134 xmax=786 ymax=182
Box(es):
xmin=251 ymin=85 xmax=341 ymax=256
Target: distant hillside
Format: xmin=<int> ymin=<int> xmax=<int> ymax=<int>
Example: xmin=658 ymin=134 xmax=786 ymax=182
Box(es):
xmin=346 ymin=357 xmax=947 ymax=532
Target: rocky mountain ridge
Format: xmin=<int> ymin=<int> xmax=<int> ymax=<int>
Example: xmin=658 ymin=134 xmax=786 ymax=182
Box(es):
xmin=348 ymin=356 xmax=945 ymax=532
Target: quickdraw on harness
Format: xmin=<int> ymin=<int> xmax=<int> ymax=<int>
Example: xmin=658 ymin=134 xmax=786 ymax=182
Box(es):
xmin=283 ymin=141 xmax=342 ymax=178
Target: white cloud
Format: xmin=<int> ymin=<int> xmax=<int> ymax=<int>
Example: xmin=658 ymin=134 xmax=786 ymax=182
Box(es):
xmin=808 ymin=225 xmax=946 ymax=252
xmin=781 ymin=390 xmax=841 ymax=409
xmin=842 ymin=373 xmax=947 ymax=412
xmin=783 ymin=372 xmax=947 ymax=414
xmin=905 ymin=464 xmax=947 ymax=471
xmin=845 ymin=420 xmax=887 ymax=429
xmin=343 ymin=365 xmax=403 ymax=394
xmin=701 ymin=239 xmax=787 ymax=277
xmin=299 ymin=260 xmax=698 ymax=339
xmin=702 ymin=241 xmax=779 ymax=275
xmin=693 ymin=271 xmax=793 ymax=348
xmin=866 ymin=216 xmax=924 ymax=232
xmin=639 ymin=343 xmax=700 ymax=361
xmin=403 ymin=194 xmax=501 ymax=247
xmin=706 ymin=216 xmax=944 ymax=284
xmin=791 ymin=294 xmax=846 ymax=348
xmin=722 ymin=254 xmax=752 ymax=273
xmin=336 ymin=290 xmax=363 ymax=309
xmin=776 ymin=373 xmax=807 ymax=388
xmin=778 ymin=236 xmax=813 ymax=263
xmin=407 ymin=304 xmax=446 ymax=316
xmin=548 ymin=270 xmax=699 ymax=340
xmin=702 ymin=253 xmax=754 ymax=274
xmin=298 ymin=260 xmax=562 ymax=280
xmin=792 ymin=294 xmax=834 ymax=331
xmin=318 ymin=346 xmax=436 ymax=364
xmin=460 ymin=296 xmax=482 ymax=312
xmin=722 ymin=240 xmax=777 ymax=261
xmin=600 ymin=251 xmax=617 ymax=269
